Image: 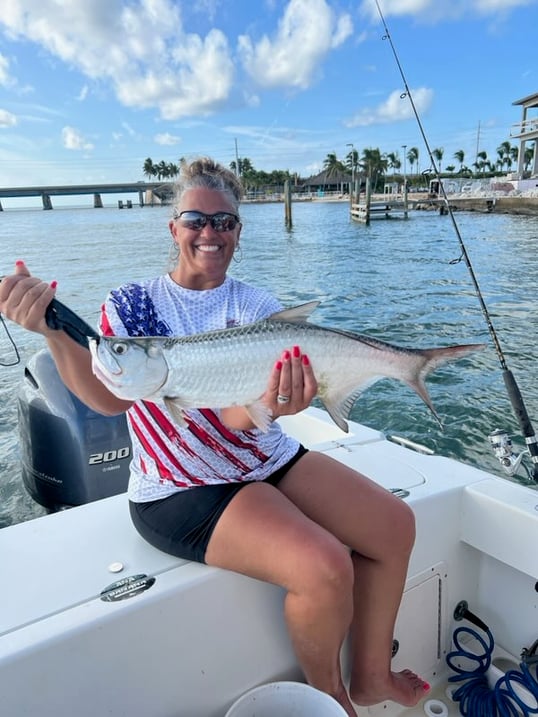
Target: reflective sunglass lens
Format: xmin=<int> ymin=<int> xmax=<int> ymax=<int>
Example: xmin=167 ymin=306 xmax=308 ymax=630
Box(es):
xmin=175 ymin=211 xmax=239 ymax=232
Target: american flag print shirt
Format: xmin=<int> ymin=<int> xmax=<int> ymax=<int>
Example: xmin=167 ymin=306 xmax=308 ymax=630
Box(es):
xmin=100 ymin=274 xmax=300 ymax=502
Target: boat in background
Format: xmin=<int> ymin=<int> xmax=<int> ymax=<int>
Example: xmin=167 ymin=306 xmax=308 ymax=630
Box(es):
xmin=1 ymin=350 xmax=537 ymax=716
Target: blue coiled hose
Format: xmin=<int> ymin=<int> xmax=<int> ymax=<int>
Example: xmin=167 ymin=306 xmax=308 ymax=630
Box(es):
xmin=446 ymin=623 xmax=538 ymax=716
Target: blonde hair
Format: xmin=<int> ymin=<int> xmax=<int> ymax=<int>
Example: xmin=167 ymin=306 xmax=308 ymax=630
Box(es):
xmin=173 ymin=157 xmax=243 ymax=214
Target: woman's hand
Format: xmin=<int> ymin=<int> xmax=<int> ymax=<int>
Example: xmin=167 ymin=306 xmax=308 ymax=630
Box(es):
xmin=264 ymin=345 xmax=317 ymax=420
xmin=0 ymin=260 xmax=56 ymax=336
xmin=220 ymin=345 xmax=318 ymax=431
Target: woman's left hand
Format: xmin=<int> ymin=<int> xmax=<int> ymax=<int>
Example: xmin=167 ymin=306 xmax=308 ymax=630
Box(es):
xmin=264 ymin=345 xmax=318 ymax=419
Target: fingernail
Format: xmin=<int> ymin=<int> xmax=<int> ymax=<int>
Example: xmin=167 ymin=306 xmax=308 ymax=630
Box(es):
xmin=15 ymin=260 xmax=24 ymax=266
xmin=283 ymin=350 xmax=291 ymax=361
xmin=292 ymin=345 xmax=300 ymax=358
xmin=275 ymin=360 xmax=283 ymax=371
xmin=50 ymin=280 xmax=58 ymax=289
xmin=302 ymin=354 xmax=310 ymax=366
xmin=423 ymin=682 xmax=430 ymax=691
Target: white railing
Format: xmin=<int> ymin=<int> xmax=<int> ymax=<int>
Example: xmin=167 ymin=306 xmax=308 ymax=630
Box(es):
xmin=510 ymin=119 xmax=538 ymax=137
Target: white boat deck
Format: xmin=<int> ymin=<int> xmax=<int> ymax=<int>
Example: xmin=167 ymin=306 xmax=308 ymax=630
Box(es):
xmin=1 ymin=407 xmax=537 ymax=716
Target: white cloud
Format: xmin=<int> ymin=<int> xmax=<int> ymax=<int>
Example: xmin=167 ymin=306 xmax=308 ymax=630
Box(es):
xmin=0 ymin=53 xmax=14 ymax=87
xmin=238 ymin=0 xmax=353 ymax=89
xmin=62 ymin=125 xmax=94 ymax=150
xmin=360 ymin=0 xmax=534 ymax=20
xmin=77 ymin=85 xmax=89 ymax=101
xmin=0 ymin=108 xmax=17 ymax=127
xmin=345 ymin=87 xmax=433 ymax=127
xmin=0 ymin=0 xmax=236 ymax=120
xmin=154 ymin=132 xmax=181 ymax=145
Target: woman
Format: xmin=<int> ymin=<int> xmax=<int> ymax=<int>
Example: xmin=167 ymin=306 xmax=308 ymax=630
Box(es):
xmin=0 ymin=157 xmax=429 ymax=716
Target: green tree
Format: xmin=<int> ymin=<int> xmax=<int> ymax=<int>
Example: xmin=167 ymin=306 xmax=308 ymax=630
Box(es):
xmin=360 ymin=148 xmax=388 ymax=192
xmin=407 ymin=147 xmax=419 ymax=174
xmin=385 ymin=151 xmax=401 ymax=177
xmin=453 ymin=150 xmax=465 ymax=174
xmin=432 ymin=147 xmax=444 ymax=173
xmin=143 ymin=157 xmax=156 ymax=181
xmin=323 ymin=152 xmax=346 ymax=178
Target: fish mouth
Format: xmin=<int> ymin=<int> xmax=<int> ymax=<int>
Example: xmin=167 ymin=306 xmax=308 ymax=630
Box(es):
xmin=92 ymin=360 xmax=123 ymax=387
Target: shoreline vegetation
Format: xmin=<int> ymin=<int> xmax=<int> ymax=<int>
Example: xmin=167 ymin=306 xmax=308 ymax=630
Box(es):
xmin=242 ymin=191 xmax=538 ymax=215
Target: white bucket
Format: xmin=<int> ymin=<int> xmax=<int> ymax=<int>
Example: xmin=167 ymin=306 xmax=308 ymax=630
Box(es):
xmin=225 ymin=681 xmax=348 ymax=716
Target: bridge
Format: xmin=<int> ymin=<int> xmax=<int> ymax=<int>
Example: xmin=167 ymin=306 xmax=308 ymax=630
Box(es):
xmin=0 ymin=181 xmax=174 ymax=210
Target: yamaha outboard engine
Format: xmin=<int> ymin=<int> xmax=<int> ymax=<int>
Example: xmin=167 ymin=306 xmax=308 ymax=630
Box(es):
xmin=18 ymin=349 xmax=131 ymax=511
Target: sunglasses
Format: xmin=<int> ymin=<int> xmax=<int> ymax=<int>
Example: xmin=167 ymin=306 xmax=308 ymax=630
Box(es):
xmin=173 ymin=210 xmax=240 ymax=232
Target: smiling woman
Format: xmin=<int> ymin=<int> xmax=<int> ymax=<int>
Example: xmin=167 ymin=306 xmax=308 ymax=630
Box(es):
xmin=0 ymin=157 xmax=431 ymax=716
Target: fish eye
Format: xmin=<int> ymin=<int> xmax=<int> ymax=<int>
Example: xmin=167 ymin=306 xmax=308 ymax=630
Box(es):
xmin=111 ymin=341 xmax=129 ymax=356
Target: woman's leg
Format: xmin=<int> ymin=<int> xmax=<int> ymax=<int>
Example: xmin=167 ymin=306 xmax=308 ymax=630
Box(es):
xmin=275 ymin=451 xmax=430 ymax=708
xmin=204 ymin=479 xmax=358 ymax=716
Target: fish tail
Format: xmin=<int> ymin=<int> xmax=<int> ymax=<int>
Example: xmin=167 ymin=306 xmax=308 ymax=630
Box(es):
xmin=407 ymin=343 xmax=486 ymax=427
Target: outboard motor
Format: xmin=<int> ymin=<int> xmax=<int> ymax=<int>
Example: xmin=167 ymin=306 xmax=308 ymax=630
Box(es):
xmin=18 ymin=349 xmax=131 ymax=511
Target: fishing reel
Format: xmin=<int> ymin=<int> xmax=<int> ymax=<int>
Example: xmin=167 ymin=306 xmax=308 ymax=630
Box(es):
xmin=488 ymin=429 xmax=528 ymax=477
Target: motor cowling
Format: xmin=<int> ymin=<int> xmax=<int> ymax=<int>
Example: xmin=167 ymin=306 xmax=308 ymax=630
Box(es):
xmin=18 ymin=349 xmax=131 ymax=511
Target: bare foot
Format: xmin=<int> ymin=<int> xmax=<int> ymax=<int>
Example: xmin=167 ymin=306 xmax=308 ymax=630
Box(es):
xmin=351 ymin=668 xmax=430 ymax=707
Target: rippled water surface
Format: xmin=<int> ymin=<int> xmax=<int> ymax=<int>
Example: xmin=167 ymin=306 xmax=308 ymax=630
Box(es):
xmin=1 ymin=201 xmax=537 ymax=527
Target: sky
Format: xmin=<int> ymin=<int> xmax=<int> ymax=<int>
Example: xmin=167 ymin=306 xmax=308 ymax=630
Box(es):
xmin=0 ymin=0 xmax=537 ymax=191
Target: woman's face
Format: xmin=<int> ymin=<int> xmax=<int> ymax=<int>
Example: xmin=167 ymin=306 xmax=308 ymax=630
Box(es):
xmin=169 ymin=187 xmax=242 ymax=290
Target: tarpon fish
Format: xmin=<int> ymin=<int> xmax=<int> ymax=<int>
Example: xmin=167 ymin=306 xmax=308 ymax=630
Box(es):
xmin=89 ymin=302 xmax=484 ymax=433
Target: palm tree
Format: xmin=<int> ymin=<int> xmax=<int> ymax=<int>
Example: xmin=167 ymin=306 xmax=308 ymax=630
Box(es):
xmin=524 ymin=146 xmax=535 ymax=173
xmin=385 ymin=151 xmax=401 ymax=177
xmin=143 ymin=157 xmax=156 ymax=181
xmin=453 ymin=150 xmax=465 ymax=174
xmin=407 ymin=147 xmax=419 ymax=174
xmin=323 ymin=152 xmax=346 ymax=179
xmin=496 ymin=141 xmax=511 ymax=173
xmin=474 ymin=150 xmax=488 ymax=175
xmin=345 ymin=148 xmax=360 ymax=180
xmin=432 ymin=147 xmax=444 ymax=173
xmin=508 ymin=145 xmax=519 ymax=169
xmin=359 ymin=148 xmax=388 ymax=192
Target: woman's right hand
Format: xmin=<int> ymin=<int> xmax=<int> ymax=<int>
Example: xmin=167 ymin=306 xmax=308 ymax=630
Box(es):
xmin=0 ymin=260 xmax=57 ymax=335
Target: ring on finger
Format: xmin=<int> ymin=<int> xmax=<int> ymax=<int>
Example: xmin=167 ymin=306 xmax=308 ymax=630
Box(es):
xmin=277 ymin=394 xmax=290 ymax=404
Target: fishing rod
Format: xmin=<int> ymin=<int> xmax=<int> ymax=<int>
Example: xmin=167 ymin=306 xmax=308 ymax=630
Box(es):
xmin=373 ymin=0 xmax=538 ymax=481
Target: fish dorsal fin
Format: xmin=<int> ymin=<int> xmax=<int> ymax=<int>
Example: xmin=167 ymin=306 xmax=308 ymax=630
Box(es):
xmin=268 ymin=301 xmax=320 ymax=323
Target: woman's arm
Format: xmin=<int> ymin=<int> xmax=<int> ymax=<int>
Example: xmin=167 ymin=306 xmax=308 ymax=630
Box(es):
xmin=0 ymin=261 xmax=132 ymax=416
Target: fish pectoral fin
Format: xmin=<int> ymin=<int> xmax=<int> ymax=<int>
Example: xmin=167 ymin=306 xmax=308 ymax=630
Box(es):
xmin=245 ymin=400 xmax=273 ymax=433
xmin=164 ymin=397 xmax=188 ymax=426
xmin=268 ymin=301 xmax=320 ymax=323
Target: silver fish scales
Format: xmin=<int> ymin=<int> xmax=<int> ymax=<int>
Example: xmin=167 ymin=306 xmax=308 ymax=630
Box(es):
xmin=89 ymin=302 xmax=485 ymax=432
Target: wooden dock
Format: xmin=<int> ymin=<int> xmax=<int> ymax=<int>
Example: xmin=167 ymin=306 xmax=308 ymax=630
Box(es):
xmin=350 ymin=198 xmax=409 ymax=223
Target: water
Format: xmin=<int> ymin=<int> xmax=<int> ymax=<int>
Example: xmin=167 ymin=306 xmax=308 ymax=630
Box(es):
xmin=1 ymin=201 xmax=537 ymax=528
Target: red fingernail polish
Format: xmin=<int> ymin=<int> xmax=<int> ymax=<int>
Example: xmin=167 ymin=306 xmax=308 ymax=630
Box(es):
xmin=50 ymin=280 xmax=57 ymax=289
xmin=275 ymin=360 xmax=283 ymax=371
xmin=15 ymin=260 xmax=24 ymax=266
xmin=423 ymin=683 xmax=430 ymax=691
xmin=293 ymin=345 xmax=300 ymax=358
xmin=302 ymin=354 xmax=310 ymax=366
xmin=283 ymin=350 xmax=291 ymax=361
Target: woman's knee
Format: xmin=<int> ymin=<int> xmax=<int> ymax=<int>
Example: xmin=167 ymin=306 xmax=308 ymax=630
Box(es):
xmin=389 ymin=498 xmax=416 ymax=555
xmin=295 ymin=538 xmax=354 ymax=599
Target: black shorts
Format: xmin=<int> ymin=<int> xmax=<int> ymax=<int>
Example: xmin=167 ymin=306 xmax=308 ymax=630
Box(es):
xmin=129 ymin=445 xmax=308 ymax=564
